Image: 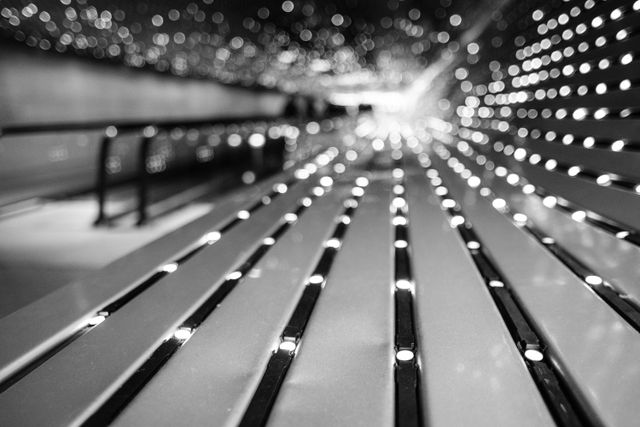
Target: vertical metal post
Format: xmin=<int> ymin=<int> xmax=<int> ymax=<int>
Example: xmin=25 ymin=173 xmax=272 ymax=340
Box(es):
xmin=265 ymin=135 xmax=286 ymax=173
xmin=94 ymin=126 xmax=117 ymax=226
xmin=136 ymin=126 xmax=157 ymax=226
xmin=252 ymin=144 xmax=265 ymax=176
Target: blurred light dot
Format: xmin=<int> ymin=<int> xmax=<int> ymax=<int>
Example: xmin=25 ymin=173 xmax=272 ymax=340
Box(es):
xmin=320 ymin=176 xmax=334 ymax=187
xmin=450 ymin=215 xmax=465 ymax=227
xmin=394 ymin=240 xmax=408 ymax=249
xmin=396 ymin=350 xmax=414 ymax=361
xmin=356 ymin=177 xmax=370 ymax=187
xmin=524 ymin=349 xmax=544 ymax=361
xmin=309 ymin=274 xmax=324 ymax=284
xmin=396 ymin=279 xmax=413 ymax=290
xmin=571 ymin=211 xmax=586 ymax=222
xmin=450 ymin=14 xmax=462 ymax=26
xmin=248 ymin=133 xmax=265 ymax=148
xmin=226 ymin=271 xmax=242 ymax=280
xmin=585 ymin=275 xmax=603 ymax=285
xmin=282 ymin=1 xmax=294 ymax=12
xmin=279 ymin=341 xmax=296 ymax=352
xmin=160 ymin=263 xmax=178 ymax=273
xmin=325 ymin=238 xmax=341 ymax=249
xmin=467 ymin=241 xmax=481 ymax=250
xmin=88 ymin=315 xmax=106 ymax=326
xmin=202 ymin=231 xmax=221 ymax=244
xmin=284 ymin=213 xmax=298 ymax=222
xmin=492 ymin=198 xmax=507 ymax=210
xmin=174 ymin=328 xmax=192 ymax=340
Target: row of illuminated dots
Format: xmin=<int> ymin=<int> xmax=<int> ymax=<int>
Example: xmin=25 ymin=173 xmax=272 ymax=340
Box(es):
xmin=482 ymin=24 xmax=638 ymax=94
xmin=467 ymin=103 xmax=640 ymax=123
xmin=84 ymin=147 xmax=344 ymax=328
xmin=462 ymin=109 xmax=640 ymax=151
xmin=239 ymin=177 xmax=373 ymax=426
xmin=520 ymin=5 xmax=635 ymax=65
xmin=478 ymin=52 xmax=636 ymax=104
xmin=247 ymin=177 xmax=373 ymax=359
xmin=473 ymin=51 xmax=633 ymax=99
xmin=146 ymin=129 xmax=347 ymax=179
xmin=476 ymin=73 xmax=637 ymax=108
xmin=511 ymin=49 xmax=636 ymax=89
xmin=456 ymin=117 xmax=600 ymax=150
xmin=431 ymin=145 xmax=640 ymax=323
xmin=456 ymin=114 xmax=637 ymax=152
xmin=421 ymin=163 xmax=547 ymax=363
xmin=112 ymin=119 xmax=343 ymax=149
xmin=442 ymin=131 xmax=638 ymax=242
xmin=454 ymin=128 xmax=640 ymax=194
xmin=457 ymin=124 xmax=638 ymax=157
xmin=507 ymin=1 xmax=639 ymax=76
xmin=102 ymin=121 xmax=316 ymax=176
xmin=519 ymin=2 xmax=594 ymax=59
xmin=0 ymin=1 xmax=315 ymax=80
xmin=457 ymin=105 xmax=640 ymax=131
xmin=390 ymin=167 xmax=419 ymax=365
xmin=0 ymin=0 xmax=428 ymax=87
xmin=524 ymin=1 xmax=640 ymax=59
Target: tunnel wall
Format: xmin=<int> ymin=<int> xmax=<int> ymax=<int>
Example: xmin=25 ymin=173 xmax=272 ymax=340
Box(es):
xmin=0 ymin=43 xmax=287 ymax=206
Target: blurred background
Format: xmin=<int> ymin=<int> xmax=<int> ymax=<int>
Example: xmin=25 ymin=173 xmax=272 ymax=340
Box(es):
xmin=1 ymin=1 xmax=640 ymax=426
xmin=0 ymin=0 xmax=509 ymax=316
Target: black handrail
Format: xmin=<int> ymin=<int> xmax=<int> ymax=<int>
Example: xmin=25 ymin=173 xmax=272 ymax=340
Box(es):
xmin=0 ymin=114 xmax=288 ymax=226
xmin=0 ymin=103 xmax=347 ymax=225
xmin=0 ymin=114 xmax=281 ymax=136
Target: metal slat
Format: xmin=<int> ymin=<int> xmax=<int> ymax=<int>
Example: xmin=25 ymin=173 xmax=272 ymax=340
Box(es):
xmin=514 ymin=139 xmax=640 ymax=181
xmin=456 ymin=151 xmax=640 ymax=305
xmin=465 ymin=141 xmax=640 ymax=233
xmin=0 ymin=176 xmax=324 ymax=427
xmin=0 ymin=168 xmax=301 ymax=385
xmin=522 ymin=88 xmax=640 ymax=110
xmin=404 ymin=172 xmax=555 ymax=427
xmin=239 ymin=179 xmax=368 ymax=426
xmin=510 ymin=160 xmax=640 ymax=231
xmin=514 ymin=118 xmax=640 ymax=142
xmin=267 ymin=179 xmax=394 ymax=427
xmin=521 ymin=62 xmax=640 ymax=93
xmin=437 ymin=161 xmax=640 ymax=427
xmin=109 ymin=180 xmax=352 ymax=427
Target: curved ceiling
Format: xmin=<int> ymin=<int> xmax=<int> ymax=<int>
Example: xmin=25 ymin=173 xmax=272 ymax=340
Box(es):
xmin=0 ymin=0 xmax=505 ymax=98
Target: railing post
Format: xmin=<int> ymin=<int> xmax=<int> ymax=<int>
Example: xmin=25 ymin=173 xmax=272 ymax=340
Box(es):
xmin=136 ymin=126 xmax=157 ymax=226
xmin=94 ymin=126 xmax=117 ymax=226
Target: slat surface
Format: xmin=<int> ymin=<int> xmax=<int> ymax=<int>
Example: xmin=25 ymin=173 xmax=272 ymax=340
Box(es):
xmin=514 ymin=139 xmax=640 ymax=182
xmin=512 ymin=160 xmax=640 ymax=231
xmin=437 ymin=160 xmax=640 ymax=427
xmin=0 ymin=176 xmax=321 ymax=426
xmin=267 ymin=178 xmax=395 ymax=427
xmin=111 ymin=178 xmax=352 ymax=426
xmin=0 ymin=168 xmax=299 ymax=383
xmin=405 ymin=172 xmax=555 ymax=427
xmin=456 ymin=152 xmax=640 ymax=305
xmin=514 ymin=118 xmax=640 ymax=142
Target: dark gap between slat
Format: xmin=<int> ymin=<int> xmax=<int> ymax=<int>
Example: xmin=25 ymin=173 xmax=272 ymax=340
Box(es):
xmin=392 ymin=169 xmax=422 ymax=427
xmin=429 ymin=165 xmax=594 ymax=427
xmin=239 ymin=183 xmax=366 ymax=427
xmin=80 ymin=184 xmax=327 ymax=426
